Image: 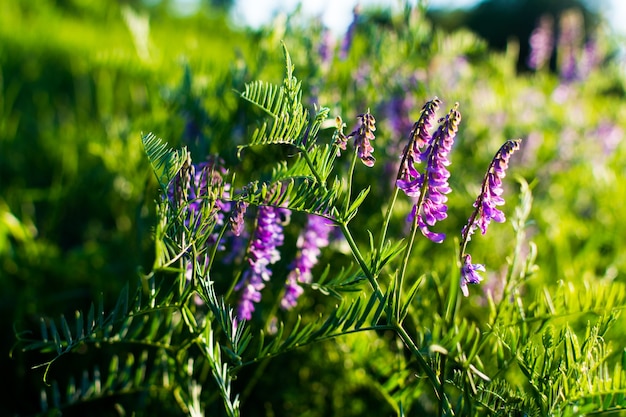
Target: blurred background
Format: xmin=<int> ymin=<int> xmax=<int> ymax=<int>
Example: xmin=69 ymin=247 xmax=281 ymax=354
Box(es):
xmin=2 ymin=0 xmax=625 ymax=415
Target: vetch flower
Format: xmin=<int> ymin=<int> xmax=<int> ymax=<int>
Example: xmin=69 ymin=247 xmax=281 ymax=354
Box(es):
xmin=281 ymin=214 xmax=334 ymax=310
xmin=229 ymin=200 xmax=249 ymax=237
xmin=460 ymin=139 xmax=521 ymax=297
xmin=335 ymin=111 xmax=377 ymax=167
xmin=397 ymin=100 xmax=460 ymax=243
xmin=460 ymin=254 xmax=485 ymax=297
xmin=557 ymin=9 xmax=584 ymax=82
xmin=527 ymin=15 xmax=554 ymax=71
xmin=235 ymin=205 xmax=290 ymax=320
xmin=168 ymin=155 xmax=230 ymax=240
xmin=461 ymin=139 xmax=521 ymax=242
xmin=340 ymin=4 xmax=360 ymax=60
xmin=350 ymin=111 xmax=377 ymax=167
xmin=333 ymin=116 xmax=348 ymax=155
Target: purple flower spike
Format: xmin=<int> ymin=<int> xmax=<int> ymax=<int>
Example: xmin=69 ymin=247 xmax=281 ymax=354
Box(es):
xmin=230 ymin=200 xmax=249 ymax=237
xmin=348 ymin=111 xmax=376 ymax=167
xmin=460 ymin=254 xmax=485 ymax=297
xmin=281 ymin=214 xmax=334 ymax=310
xmin=235 ymin=205 xmax=290 ymax=320
xmin=459 ymin=139 xmax=521 ymax=297
xmin=462 ymin=139 xmax=521 ymax=242
xmin=340 ymin=4 xmax=360 ymax=60
xmin=397 ymin=98 xmax=441 ymax=194
xmin=527 ymin=15 xmax=554 ymax=71
xmin=398 ymin=101 xmax=460 ymax=243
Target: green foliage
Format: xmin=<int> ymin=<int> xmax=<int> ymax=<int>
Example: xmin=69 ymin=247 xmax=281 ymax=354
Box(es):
xmin=5 ymin=0 xmax=626 ymax=416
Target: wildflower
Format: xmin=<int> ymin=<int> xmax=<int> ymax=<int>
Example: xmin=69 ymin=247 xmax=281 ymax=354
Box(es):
xmin=557 ymin=9 xmax=584 ymax=82
xmin=281 ymin=214 xmax=334 ymax=310
xmin=340 ymin=4 xmax=360 ymax=60
xmin=460 ymin=254 xmax=485 ymax=297
xmin=235 ymin=205 xmax=290 ymax=320
xmin=229 ymin=200 xmax=249 ymax=237
xmin=333 ymin=116 xmax=348 ymax=154
xmin=384 ymin=95 xmax=415 ymax=140
xmin=527 ymin=15 xmax=554 ymax=71
xmin=349 ymin=111 xmax=377 ymax=167
xmin=318 ymin=26 xmax=334 ymax=67
xmin=168 ymin=155 xmax=230 ymax=238
xmin=397 ymin=98 xmax=441 ymax=196
xmin=461 ymin=139 xmax=521 ymax=241
xmin=335 ymin=111 xmax=377 ymax=166
xmin=460 ymin=139 xmax=521 ymax=296
xmin=397 ymin=100 xmax=460 ymax=243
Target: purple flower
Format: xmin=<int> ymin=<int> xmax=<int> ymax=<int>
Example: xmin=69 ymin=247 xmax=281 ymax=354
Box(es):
xmin=229 ymin=200 xmax=249 ymax=237
xmin=333 ymin=116 xmax=348 ymax=154
xmin=461 ymin=139 xmax=521 ymax=242
xmin=168 ymin=155 xmax=230 ymax=238
xmin=384 ymin=95 xmax=415 ymax=140
xmin=557 ymin=9 xmax=584 ymax=82
xmin=235 ymin=205 xmax=290 ymax=320
xmin=336 ymin=111 xmax=377 ymax=166
xmin=281 ymin=214 xmax=334 ymax=310
xmin=340 ymin=5 xmax=360 ymax=60
xmin=397 ymin=100 xmax=460 ymax=243
xmin=350 ymin=111 xmax=377 ymax=167
xmin=318 ymin=27 xmax=335 ymax=66
xmin=460 ymin=254 xmax=485 ymax=297
xmin=527 ymin=15 xmax=554 ymax=71
xmin=459 ymin=139 xmax=521 ymax=297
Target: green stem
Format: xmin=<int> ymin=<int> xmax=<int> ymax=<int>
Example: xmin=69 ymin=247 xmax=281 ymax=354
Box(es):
xmin=394 ymin=321 xmax=447 ymax=409
xmin=338 ymin=221 xmax=384 ymax=302
xmin=343 ymin=151 xmax=359 ymax=219
xmin=300 ymin=145 xmax=326 ymax=186
xmin=377 ymin=187 xmax=400 ymax=257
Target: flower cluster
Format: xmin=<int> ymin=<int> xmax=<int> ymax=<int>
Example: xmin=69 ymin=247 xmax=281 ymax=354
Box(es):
xmin=281 ymin=214 xmax=334 ymax=310
xmin=460 ymin=139 xmax=521 ymax=296
xmin=460 ymin=254 xmax=486 ymax=297
xmin=527 ymin=15 xmax=554 ymax=71
xmin=340 ymin=4 xmax=360 ymax=60
xmin=168 ymin=155 xmax=230 ymax=238
xmin=229 ymin=200 xmax=249 ymax=237
xmin=235 ymin=205 xmax=290 ymax=320
xmin=397 ymin=99 xmax=460 ymax=243
xmin=335 ymin=111 xmax=377 ymax=167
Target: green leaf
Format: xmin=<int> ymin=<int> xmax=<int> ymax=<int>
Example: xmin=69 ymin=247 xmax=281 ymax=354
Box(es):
xmin=141 ymin=132 xmax=189 ymax=189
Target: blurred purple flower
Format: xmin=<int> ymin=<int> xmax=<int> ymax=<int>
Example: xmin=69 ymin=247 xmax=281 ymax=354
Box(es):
xmin=235 ymin=205 xmax=290 ymax=320
xmin=281 ymin=214 xmax=334 ymax=310
xmin=340 ymin=4 xmax=360 ymax=60
xmin=168 ymin=156 xmax=230 ymax=239
xmin=318 ymin=27 xmax=335 ymax=66
xmin=527 ymin=15 xmax=554 ymax=71
xmin=397 ymin=100 xmax=460 ymax=243
xmin=230 ymin=200 xmax=249 ymax=237
xmin=384 ymin=95 xmax=415 ymax=140
xmin=578 ymin=39 xmax=599 ymax=78
xmin=557 ymin=9 xmax=584 ymax=82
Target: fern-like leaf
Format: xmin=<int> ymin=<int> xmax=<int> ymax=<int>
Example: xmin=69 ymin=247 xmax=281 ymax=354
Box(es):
xmin=239 ymin=44 xmax=308 ymax=149
xmin=142 ymin=132 xmax=189 ymax=189
xmin=40 ymin=350 xmax=171 ymax=414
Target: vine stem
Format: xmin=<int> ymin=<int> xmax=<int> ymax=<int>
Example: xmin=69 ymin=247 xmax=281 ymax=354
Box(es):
xmin=377 ymin=186 xmax=400 ymax=256
xmin=393 ymin=320 xmax=447 ymax=411
xmin=339 ymin=220 xmax=446 ymax=408
xmin=300 ymin=144 xmax=326 ymax=186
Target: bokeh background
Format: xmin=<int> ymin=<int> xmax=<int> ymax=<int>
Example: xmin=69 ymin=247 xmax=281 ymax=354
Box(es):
xmin=2 ymin=0 xmax=626 ymax=415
